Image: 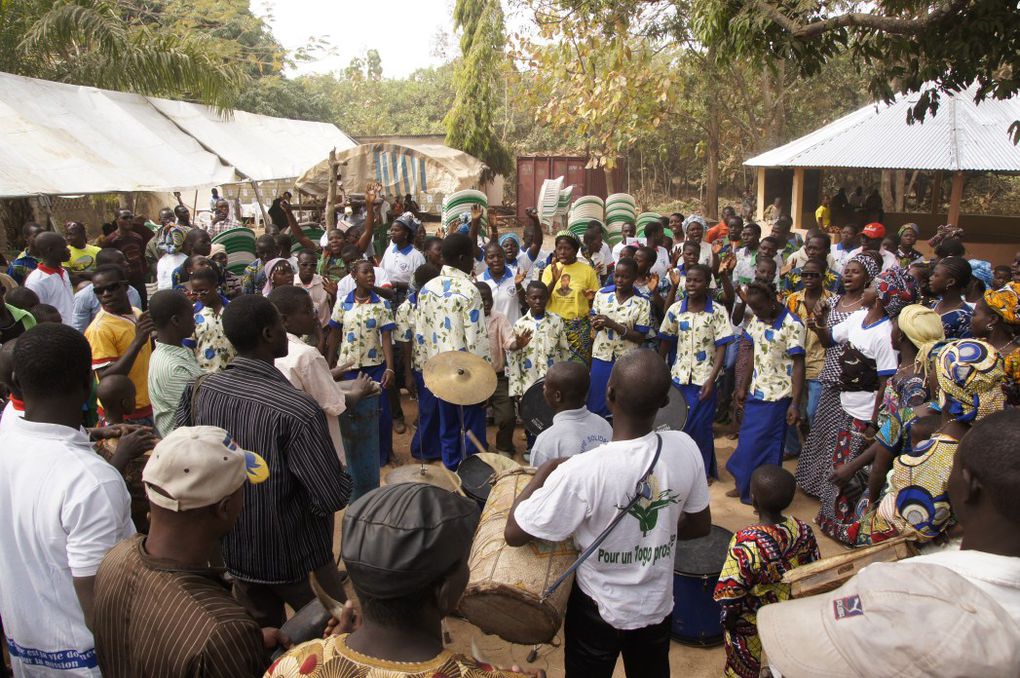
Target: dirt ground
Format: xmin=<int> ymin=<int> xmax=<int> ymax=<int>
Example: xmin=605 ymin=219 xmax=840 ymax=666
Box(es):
xmin=330 ymin=393 xmax=845 ymax=678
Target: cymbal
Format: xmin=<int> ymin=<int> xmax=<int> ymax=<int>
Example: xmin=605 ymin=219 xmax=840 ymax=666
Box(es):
xmin=384 ymin=463 xmax=462 ymax=493
xmin=423 ymin=351 xmax=497 ymax=405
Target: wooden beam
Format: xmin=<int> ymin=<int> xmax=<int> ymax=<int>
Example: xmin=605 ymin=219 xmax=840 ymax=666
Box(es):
xmin=947 ymin=171 xmax=964 ymax=226
xmin=930 ymin=171 xmax=944 ymax=214
xmin=756 ymin=167 xmax=767 ymax=222
xmin=325 ymin=148 xmax=337 ymax=230
xmin=790 ymin=167 xmax=805 ymax=230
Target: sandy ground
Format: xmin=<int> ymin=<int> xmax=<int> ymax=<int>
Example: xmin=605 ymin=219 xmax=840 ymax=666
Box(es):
xmin=328 ymin=392 xmax=845 ymax=678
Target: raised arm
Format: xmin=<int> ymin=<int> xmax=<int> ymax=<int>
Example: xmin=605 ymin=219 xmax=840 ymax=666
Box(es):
xmin=282 ymin=201 xmax=319 ymax=253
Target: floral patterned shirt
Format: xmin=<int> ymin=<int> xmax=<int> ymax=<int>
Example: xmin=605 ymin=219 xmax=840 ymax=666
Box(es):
xmin=742 ymin=307 xmax=806 ymax=401
xmin=394 ymin=293 xmax=427 ymax=371
xmin=507 ymin=311 xmax=571 ymax=396
xmin=241 ymin=258 xmax=266 ymax=296
xmin=329 ymin=291 xmax=395 ymax=369
xmin=590 ymin=286 xmax=652 ymax=362
xmin=659 ymin=297 xmax=734 ymax=387
xmin=417 ymin=265 xmax=490 ymax=363
xmin=185 ymin=298 xmax=235 ymax=373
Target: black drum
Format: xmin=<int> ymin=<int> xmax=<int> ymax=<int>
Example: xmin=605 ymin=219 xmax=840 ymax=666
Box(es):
xmin=671 ymin=525 xmax=733 ymax=646
xmin=519 ymin=379 xmax=554 ymax=436
xmin=457 ymin=454 xmax=498 ymax=506
xmin=654 ymin=384 xmax=690 ymax=432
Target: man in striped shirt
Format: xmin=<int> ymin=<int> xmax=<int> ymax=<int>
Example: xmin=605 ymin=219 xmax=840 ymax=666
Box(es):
xmin=94 ymin=426 xmax=279 ymax=677
xmin=175 ymin=295 xmax=352 ymax=627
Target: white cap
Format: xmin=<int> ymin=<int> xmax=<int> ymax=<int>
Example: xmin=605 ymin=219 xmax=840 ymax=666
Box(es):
xmin=142 ymin=426 xmax=268 ymax=512
xmin=759 ymin=560 xmax=1020 ymax=677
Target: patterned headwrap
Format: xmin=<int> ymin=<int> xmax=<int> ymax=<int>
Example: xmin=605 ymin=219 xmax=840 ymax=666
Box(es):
xmin=393 ymin=211 xmax=421 ymax=235
xmin=554 ymin=229 xmax=580 ymax=249
xmin=682 ymin=215 xmax=707 ymax=237
xmin=499 ymin=232 xmax=521 ymax=249
xmin=936 ymin=339 xmax=1006 ymax=423
xmin=968 ymin=259 xmax=993 ymax=289
xmin=875 ymin=267 xmax=920 ymax=319
xmin=984 ymin=282 xmax=1020 ymax=326
xmin=898 ymin=305 xmax=945 ymax=374
xmin=849 ymin=252 xmax=881 ymax=281
xmin=898 ymin=223 xmax=920 ymax=237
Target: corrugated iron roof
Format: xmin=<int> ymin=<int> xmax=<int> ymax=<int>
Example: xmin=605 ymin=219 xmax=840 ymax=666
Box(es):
xmin=745 ymin=84 xmax=1020 ymax=172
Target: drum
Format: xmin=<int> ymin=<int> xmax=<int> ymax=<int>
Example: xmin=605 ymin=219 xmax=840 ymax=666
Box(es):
xmin=457 ymin=453 xmax=518 ymax=506
xmin=782 ymin=536 xmax=918 ymax=598
xmin=654 ymin=384 xmax=690 ymax=432
xmin=459 ymin=469 xmax=579 ymax=645
xmin=519 ymin=379 xmax=553 ymax=436
xmin=671 ymin=524 xmax=732 ymax=646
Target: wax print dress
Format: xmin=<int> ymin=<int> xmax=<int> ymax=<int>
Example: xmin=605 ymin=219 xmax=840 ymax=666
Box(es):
xmin=587 ymin=286 xmax=652 ymax=417
xmin=506 ymin=311 xmax=570 ymax=397
xmin=185 ymin=297 xmax=235 ymax=373
xmin=930 ymin=299 xmax=974 ymax=339
xmin=713 ymin=516 xmax=820 ymax=678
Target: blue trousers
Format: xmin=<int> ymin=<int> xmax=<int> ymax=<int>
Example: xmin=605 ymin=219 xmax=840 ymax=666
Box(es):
xmin=727 ymin=397 xmax=790 ymax=504
xmin=438 ymin=400 xmax=487 ymax=470
xmin=411 ymin=370 xmax=441 ymax=460
xmin=339 ymin=390 xmax=381 ymax=503
xmin=678 ymin=383 xmax=718 ymax=479
xmin=783 ymin=379 xmax=822 ymax=457
xmin=586 ymin=357 xmax=614 ymax=418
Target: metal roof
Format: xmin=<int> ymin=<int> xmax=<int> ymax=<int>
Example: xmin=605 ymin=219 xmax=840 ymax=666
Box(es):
xmin=745 ymin=84 xmax=1020 ymax=172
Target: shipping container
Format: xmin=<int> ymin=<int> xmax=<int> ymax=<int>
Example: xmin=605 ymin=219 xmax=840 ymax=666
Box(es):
xmin=516 ymin=156 xmax=628 ymax=225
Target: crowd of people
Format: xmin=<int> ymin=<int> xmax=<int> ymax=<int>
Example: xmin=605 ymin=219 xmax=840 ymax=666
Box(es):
xmin=0 ymin=183 xmax=1017 ymax=678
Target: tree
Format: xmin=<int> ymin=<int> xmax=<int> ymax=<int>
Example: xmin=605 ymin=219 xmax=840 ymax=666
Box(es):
xmin=0 ymin=0 xmax=248 ymax=109
xmin=691 ymin=0 xmax=1020 ymax=142
xmin=445 ymin=0 xmax=513 ymax=178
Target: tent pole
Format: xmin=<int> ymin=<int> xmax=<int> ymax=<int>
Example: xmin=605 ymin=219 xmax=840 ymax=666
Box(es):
xmin=947 ymin=172 xmax=964 ymax=227
xmin=325 ymin=148 xmax=337 ymax=230
xmin=248 ymin=179 xmax=271 ymax=232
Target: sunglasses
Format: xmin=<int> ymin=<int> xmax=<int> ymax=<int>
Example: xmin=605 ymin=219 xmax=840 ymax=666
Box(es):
xmin=801 ymin=271 xmax=822 ymax=278
xmin=93 ymin=282 xmax=125 ymax=296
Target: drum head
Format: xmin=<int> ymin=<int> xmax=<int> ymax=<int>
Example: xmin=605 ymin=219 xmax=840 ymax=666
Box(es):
xmin=457 ymin=455 xmax=497 ymax=505
xmin=653 ymin=384 xmax=689 ymax=432
xmin=520 ymin=379 xmax=554 ymax=436
xmin=674 ymin=525 xmax=732 ymax=576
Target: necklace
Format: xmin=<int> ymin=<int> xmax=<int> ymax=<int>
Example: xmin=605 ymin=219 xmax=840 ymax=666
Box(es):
xmin=836 ymin=294 xmax=863 ymax=312
xmin=994 ymin=335 xmax=1020 ymax=356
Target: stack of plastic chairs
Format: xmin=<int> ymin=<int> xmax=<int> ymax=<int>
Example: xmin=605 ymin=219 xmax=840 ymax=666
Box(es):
xmin=605 ymin=194 xmax=637 ymax=246
xmin=441 ymin=190 xmax=488 ymax=234
xmin=568 ymin=196 xmax=606 ymax=239
xmin=211 ymin=227 xmax=256 ymax=276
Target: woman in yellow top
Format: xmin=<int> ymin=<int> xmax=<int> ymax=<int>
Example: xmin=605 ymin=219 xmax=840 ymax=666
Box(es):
xmin=541 ymin=230 xmax=599 ymax=364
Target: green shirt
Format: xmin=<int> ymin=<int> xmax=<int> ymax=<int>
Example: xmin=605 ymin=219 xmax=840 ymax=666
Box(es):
xmin=147 ymin=341 xmax=204 ymax=437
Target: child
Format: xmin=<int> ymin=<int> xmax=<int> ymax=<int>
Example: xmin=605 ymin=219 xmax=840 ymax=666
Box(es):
xmin=582 ymin=222 xmax=614 ymax=285
xmin=992 ymin=264 xmax=1012 ymax=291
xmin=530 ymin=360 xmax=613 ymax=467
xmin=261 ymin=257 xmax=295 ymax=296
xmin=241 ymin=234 xmax=281 ymax=295
xmin=477 ymin=283 xmax=517 ymax=456
xmin=94 ymin=374 xmax=151 ymax=532
xmin=726 ymin=281 xmax=806 ymax=504
xmin=318 ymin=228 xmax=349 ymax=284
xmin=928 ymin=255 xmax=974 ymax=338
xmin=335 ymin=245 xmax=393 ymax=301
xmin=173 ymin=255 xmax=213 ymax=298
xmin=169 ymin=229 xmax=212 ymax=289
xmin=185 ymin=267 xmax=235 ymax=373
xmin=395 ymin=264 xmax=442 ymax=461
xmin=327 ymin=259 xmax=396 ymax=468
xmin=296 ymin=249 xmax=332 ymax=341
xmin=588 ymin=257 xmax=652 ymax=418
xmin=507 ymin=281 xmax=570 ymax=400
xmin=714 ymin=465 xmax=820 ymax=678
xmin=480 ymin=241 xmax=525 ymax=326
xmin=30 ymin=303 xmax=62 ymax=324
xmin=658 ymin=264 xmax=734 ymax=479
xmin=209 ymin=244 xmax=241 ymax=298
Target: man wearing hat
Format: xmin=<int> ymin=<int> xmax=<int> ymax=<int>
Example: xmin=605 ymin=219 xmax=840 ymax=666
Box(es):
xmin=265 ymin=484 xmax=539 ymax=678
xmin=93 ymin=426 xmax=280 ymax=677
xmin=848 ymin=222 xmax=896 ymax=272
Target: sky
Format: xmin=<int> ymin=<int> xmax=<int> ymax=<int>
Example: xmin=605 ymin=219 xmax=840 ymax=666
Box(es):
xmin=254 ymin=0 xmax=459 ymax=79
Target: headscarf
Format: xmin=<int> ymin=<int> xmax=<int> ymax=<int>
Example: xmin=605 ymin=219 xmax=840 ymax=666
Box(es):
xmin=849 ymin=252 xmax=881 ymax=281
xmin=983 ymin=282 xmax=1020 ymax=326
xmin=898 ymin=305 xmax=945 ymax=374
xmin=898 ymin=223 xmax=920 ymax=237
xmin=393 ymin=211 xmax=421 ymax=235
xmin=261 ymin=257 xmax=290 ymax=296
xmin=936 ymin=339 xmax=1006 ymax=423
xmin=499 ymin=232 xmax=521 ymax=248
xmin=875 ymin=267 xmax=920 ymax=319
xmin=554 ymin=230 xmax=580 ymax=250
xmin=968 ymin=259 xmax=993 ymax=289
xmin=681 ymin=215 xmax=707 ymax=238
xmin=210 ymin=243 xmax=227 ymax=258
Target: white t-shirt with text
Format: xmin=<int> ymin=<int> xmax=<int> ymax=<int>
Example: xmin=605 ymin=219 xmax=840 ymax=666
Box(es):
xmin=530 ymin=406 xmax=614 ymax=467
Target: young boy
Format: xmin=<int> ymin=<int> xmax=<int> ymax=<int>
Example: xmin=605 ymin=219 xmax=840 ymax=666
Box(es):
xmin=185 ymin=266 xmax=235 ymax=373
xmin=24 ymin=231 xmax=73 ymax=325
xmin=327 ymin=260 xmax=396 ymax=469
xmin=93 ymin=374 xmax=152 ymax=532
xmin=588 ymin=257 xmax=652 ymax=418
xmin=726 ymin=282 xmax=806 ymax=504
xmin=241 ymin=234 xmax=280 ymax=295
xmin=993 ymin=264 xmax=1012 ymax=291
xmin=147 ymin=289 xmax=202 ymax=437
xmin=30 ymin=304 xmax=63 ymax=324
xmin=395 ymin=264 xmax=442 ymax=461
xmin=714 ymin=465 xmax=820 ymax=678
xmin=529 ymin=360 xmax=613 ymax=467
xmin=296 ymin=249 xmax=332 ymax=339
xmin=658 ymin=264 xmax=734 ymax=479
xmin=477 ymin=283 xmax=517 ymax=456
xmin=507 ymin=281 xmax=571 ymax=400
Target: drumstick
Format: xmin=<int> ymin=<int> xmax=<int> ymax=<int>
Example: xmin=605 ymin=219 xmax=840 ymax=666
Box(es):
xmin=465 ymin=429 xmax=487 ymax=455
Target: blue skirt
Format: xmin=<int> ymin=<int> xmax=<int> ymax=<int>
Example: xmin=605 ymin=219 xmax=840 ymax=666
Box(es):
xmin=726 ymin=397 xmax=790 ymax=504
xmin=587 ymin=357 xmax=614 ymax=418
xmin=343 ymin=363 xmax=392 ymax=466
xmin=678 ymin=383 xmax=717 ymax=479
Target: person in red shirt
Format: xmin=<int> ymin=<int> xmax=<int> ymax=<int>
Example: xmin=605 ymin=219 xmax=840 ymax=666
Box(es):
xmin=706 ymin=206 xmax=737 ymax=243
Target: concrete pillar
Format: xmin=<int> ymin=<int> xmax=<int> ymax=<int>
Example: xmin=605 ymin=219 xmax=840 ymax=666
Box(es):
xmin=790 ymin=167 xmax=805 ymax=230
xmin=756 ymin=167 xmax=767 ymax=222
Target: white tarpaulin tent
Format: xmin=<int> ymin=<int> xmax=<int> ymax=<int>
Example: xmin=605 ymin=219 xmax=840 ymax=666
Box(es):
xmin=149 ymin=98 xmax=357 ymax=182
xmin=295 ymin=142 xmax=490 ymax=213
xmin=0 ymin=72 xmax=237 ymax=198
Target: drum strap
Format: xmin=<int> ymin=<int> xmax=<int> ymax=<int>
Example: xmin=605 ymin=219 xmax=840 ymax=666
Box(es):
xmin=540 ymin=434 xmax=663 ymax=601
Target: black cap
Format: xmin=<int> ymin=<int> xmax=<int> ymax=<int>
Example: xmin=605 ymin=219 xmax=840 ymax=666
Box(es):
xmin=341 ymin=483 xmax=480 ymax=599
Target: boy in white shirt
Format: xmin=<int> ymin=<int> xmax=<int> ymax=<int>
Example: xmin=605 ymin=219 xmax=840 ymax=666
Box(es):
xmin=506 ymin=349 xmax=711 ymax=678
xmin=24 ymin=231 xmax=74 ymax=325
xmin=530 ymin=361 xmax=613 ymax=467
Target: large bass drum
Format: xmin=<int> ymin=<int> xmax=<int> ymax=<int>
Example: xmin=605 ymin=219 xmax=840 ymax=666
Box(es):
xmin=671 ymin=524 xmax=732 ymax=646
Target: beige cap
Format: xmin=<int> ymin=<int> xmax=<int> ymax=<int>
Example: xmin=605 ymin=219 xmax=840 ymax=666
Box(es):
xmin=142 ymin=426 xmax=269 ymax=512
xmin=758 ymin=560 xmax=1020 ymax=678
xmin=209 ymin=243 xmax=227 ymax=257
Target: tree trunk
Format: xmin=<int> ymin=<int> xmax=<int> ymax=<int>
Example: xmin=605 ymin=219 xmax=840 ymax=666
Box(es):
xmin=605 ymin=165 xmax=616 ymax=195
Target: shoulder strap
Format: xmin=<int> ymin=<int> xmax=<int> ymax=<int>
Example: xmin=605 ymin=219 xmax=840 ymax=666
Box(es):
xmin=541 ymin=434 xmax=663 ymax=600
xmin=189 ymin=372 xmax=213 ymax=426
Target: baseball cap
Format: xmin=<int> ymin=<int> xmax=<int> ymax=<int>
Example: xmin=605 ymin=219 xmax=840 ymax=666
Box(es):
xmin=341 ymin=483 xmax=480 ymax=599
xmin=862 ymin=222 xmax=886 ymax=239
xmin=142 ymin=426 xmax=269 ymax=512
xmin=759 ymin=561 xmax=1020 ymax=678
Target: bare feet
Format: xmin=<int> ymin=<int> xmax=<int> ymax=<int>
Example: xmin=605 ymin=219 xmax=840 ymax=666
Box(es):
xmin=393 ymin=419 xmax=407 ymax=434
xmin=725 ymin=487 xmax=740 ymax=498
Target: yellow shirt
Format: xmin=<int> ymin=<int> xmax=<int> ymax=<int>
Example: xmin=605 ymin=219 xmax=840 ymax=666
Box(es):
xmin=85 ymin=308 xmax=152 ymax=414
xmin=64 ymin=244 xmax=101 ymax=273
xmin=815 ymin=204 xmax=831 ymax=229
xmin=541 ymin=260 xmax=599 ymax=320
